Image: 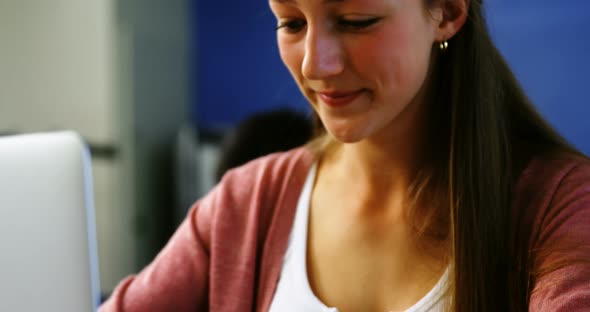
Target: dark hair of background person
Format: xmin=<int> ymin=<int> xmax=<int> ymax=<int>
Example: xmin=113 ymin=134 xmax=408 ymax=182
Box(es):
xmin=308 ymin=0 xmax=585 ymax=311
xmin=215 ymin=108 xmax=313 ymax=181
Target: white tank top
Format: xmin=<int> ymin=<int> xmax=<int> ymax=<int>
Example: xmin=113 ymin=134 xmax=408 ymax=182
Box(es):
xmin=269 ymin=163 xmax=448 ymax=312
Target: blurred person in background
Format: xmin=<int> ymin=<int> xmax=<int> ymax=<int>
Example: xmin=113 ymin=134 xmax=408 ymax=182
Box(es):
xmin=215 ymin=108 xmax=313 ymax=181
xmin=101 ymin=0 xmax=590 ymax=311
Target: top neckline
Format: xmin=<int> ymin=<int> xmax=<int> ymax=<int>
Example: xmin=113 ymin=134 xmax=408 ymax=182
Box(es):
xmin=291 ymin=162 xmax=448 ymax=312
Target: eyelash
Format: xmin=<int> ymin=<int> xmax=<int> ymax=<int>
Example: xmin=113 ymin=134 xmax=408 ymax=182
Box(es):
xmin=276 ymin=17 xmax=381 ymax=33
xmin=276 ymin=19 xmax=306 ymax=33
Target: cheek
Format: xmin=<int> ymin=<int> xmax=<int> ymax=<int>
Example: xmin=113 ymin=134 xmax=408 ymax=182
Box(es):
xmin=278 ymin=40 xmax=303 ymax=81
xmin=279 ymin=39 xmax=318 ymax=104
xmin=352 ymin=21 xmax=432 ymax=97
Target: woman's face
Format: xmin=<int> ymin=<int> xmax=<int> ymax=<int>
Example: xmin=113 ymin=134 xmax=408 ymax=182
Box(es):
xmin=269 ymin=0 xmax=440 ymax=143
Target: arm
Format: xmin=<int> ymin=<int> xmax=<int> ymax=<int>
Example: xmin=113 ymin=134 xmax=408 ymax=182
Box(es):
xmin=529 ymin=161 xmax=590 ymax=311
xmin=99 ymin=200 xmax=211 ymax=312
xmin=96 ymin=148 xmax=311 ymax=311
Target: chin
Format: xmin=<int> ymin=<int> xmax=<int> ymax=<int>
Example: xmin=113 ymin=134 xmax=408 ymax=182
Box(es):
xmin=324 ymin=124 xmax=373 ymax=144
xmin=317 ymin=107 xmax=385 ymax=144
xmin=329 ymin=134 xmax=363 ymax=144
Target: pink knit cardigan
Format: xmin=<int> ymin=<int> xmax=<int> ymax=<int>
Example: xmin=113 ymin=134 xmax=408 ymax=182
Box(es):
xmin=100 ymin=147 xmax=590 ymax=311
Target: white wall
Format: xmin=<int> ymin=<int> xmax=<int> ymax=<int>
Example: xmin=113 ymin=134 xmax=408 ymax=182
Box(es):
xmin=0 ymin=0 xmax=114 ymax=143
xmin=0 ymin=0 xmax=135 ymax=294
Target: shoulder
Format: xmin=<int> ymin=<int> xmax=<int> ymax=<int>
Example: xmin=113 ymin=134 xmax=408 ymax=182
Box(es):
xmin=216 ymin=146 xmax=316 ymax=212
xmin=512 ymin=151 xmax=590 ymax=257
xmin=220 ymin=146 xmax=315 ymax=192
xmin=193 ymin=146 xmax=315 ymax=250
xmin=514 ymin=150 xmax=590 ymax=261
xmin=518 ymin=152 xmax=590 ymax=309
xmin=514 ymin=151 xmax=590 ymax=208
xmin=514 ymin=150 xmax=590 ymax=223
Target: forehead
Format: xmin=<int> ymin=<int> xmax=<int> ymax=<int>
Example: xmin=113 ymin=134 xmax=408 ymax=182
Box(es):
xmin=269 ymin=0 xmax=408 ymax=9
xmin=270 ymin=0 xmax=347 ymax=3
xmin=268 ymin=0 xmax=428 ymax=17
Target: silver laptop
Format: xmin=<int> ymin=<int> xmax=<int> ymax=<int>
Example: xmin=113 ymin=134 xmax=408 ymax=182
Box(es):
xmin=0 ymin=131 xmax=101 ymax=311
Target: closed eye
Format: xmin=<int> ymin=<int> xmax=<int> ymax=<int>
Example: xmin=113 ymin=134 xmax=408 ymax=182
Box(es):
xmin=276 ymin=19 xmax=307 ymax=33
xmin=276 ymin=16 xmax=381 ymax=34
xmin=338 ymin=17 xmax=381 ymax=30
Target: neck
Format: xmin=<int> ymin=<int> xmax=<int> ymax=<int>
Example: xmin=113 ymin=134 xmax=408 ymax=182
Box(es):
xmin=334 ymin=146 xmax=420 ymax=206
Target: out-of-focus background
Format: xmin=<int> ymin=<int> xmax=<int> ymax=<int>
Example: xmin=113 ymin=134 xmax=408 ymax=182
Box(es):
xmin=0 ymin=0 xmax=588 ymax=297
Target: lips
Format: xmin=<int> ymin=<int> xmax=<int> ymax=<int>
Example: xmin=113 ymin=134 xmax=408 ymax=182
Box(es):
xmin=317 ymin=89 xmax=365 ymax=108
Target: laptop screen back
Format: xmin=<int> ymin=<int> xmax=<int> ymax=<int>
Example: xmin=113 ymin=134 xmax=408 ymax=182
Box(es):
xmin=0 ymin=132 xmax=101 ymax=311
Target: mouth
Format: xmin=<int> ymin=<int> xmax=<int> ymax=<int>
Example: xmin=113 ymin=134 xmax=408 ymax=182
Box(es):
xmin=316 ymin=89 xmax=366 ymax=108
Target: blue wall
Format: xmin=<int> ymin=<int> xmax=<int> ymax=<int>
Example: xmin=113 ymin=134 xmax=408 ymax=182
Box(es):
xmin=192 ymin=0 xmax=306 ymax=131
xmin=487 ymin=0 xmax=590 ymax=155
xmin=192 ymin=1 xmax=589 ymax=154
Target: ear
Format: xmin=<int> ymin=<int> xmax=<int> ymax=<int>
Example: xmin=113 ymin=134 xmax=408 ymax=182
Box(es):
xmin=433 ymin=0 xmax=469 ymax=42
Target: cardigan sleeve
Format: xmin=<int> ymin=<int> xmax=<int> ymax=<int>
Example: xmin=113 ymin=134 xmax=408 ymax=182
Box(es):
xmin=95 ymin=148 xmax=311 ymax=311
xmin=98 ymin=196 xmax=214 ymax=312
xmin=529 ymin=161 xmax=590 ymax=311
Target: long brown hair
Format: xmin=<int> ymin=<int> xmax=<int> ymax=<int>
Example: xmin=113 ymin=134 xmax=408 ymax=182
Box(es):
xmin=308 ymin=0 xmax=580 ymax=310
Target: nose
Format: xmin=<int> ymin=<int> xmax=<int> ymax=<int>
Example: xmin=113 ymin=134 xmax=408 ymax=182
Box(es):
xmin=302 ymin=27 xmax=344 ymax=80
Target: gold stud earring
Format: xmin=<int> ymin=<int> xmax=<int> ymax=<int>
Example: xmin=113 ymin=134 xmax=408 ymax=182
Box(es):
xmin=439 ymin=40 xmax=449 ymax=52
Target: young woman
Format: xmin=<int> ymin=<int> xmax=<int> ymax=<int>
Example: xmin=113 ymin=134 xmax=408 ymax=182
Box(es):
xmin=100 ymin=0 xmax=590 ymax=311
